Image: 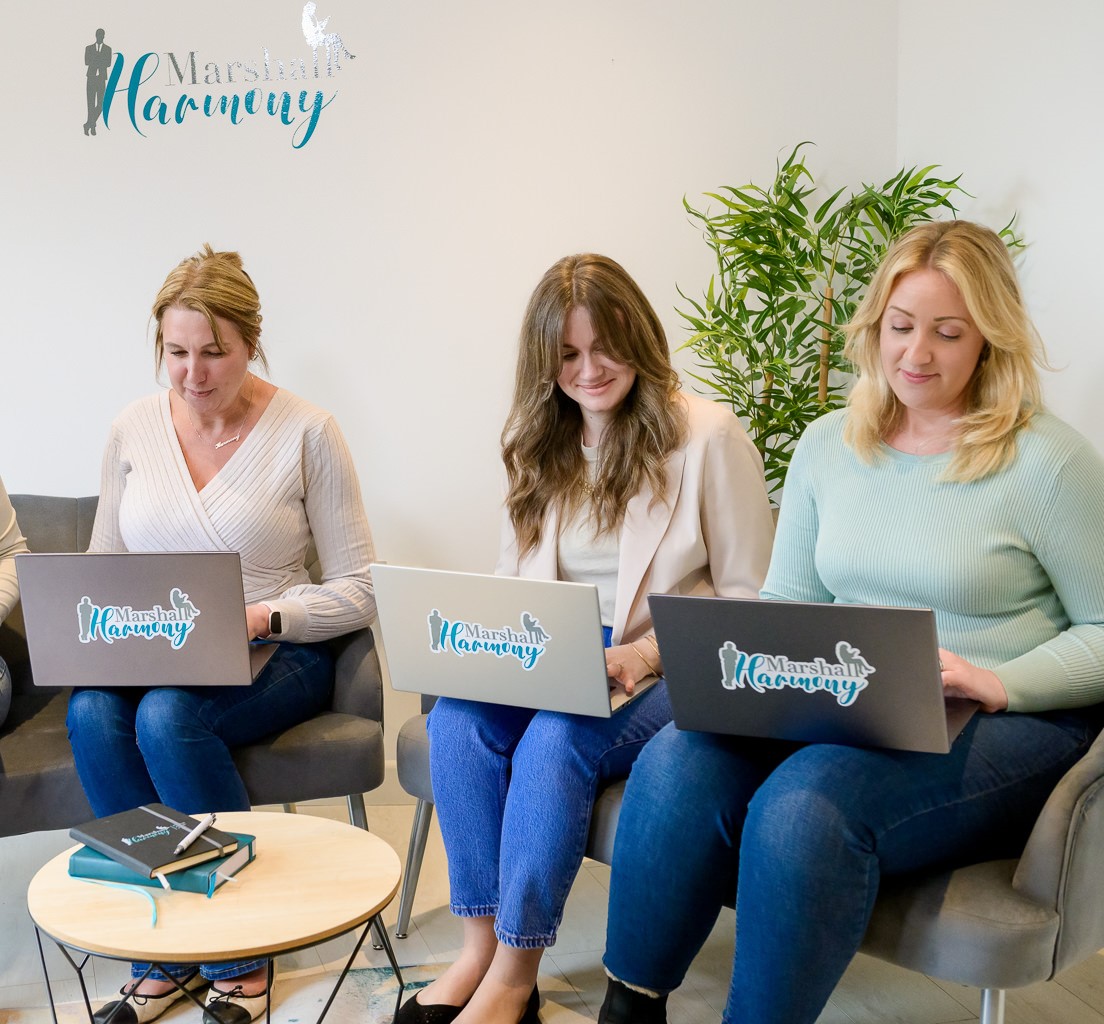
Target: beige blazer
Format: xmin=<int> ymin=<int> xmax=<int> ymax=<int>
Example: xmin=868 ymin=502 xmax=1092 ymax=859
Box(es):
xmin=495 ymin=392 xmax=774 ymax=644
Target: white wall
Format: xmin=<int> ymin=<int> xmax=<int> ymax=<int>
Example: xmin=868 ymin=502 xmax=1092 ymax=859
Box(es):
xmin=897 ymin=0 xmax=1104 ymax=451
xmin=1 ymin=0 xmax=898 ymax=563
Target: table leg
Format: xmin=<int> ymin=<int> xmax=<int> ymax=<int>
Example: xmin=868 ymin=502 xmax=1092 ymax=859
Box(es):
xmin=35 ymin=927 xmax=96 ymax=1024
xmin=313 ymin=914 xmax=405 ymax=1024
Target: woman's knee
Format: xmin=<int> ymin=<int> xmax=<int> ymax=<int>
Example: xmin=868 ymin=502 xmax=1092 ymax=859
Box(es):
xmin=66 ymin=687 xmax=133 ymax=738
xmin=134 ymin=688 xmax=203 ymax=747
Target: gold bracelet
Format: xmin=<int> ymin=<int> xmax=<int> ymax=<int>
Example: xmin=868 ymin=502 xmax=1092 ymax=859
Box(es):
xmin=630 ymin=640 xmax=660 ymax=676
xmin=644 ymin=633 xmax=661 ymax=658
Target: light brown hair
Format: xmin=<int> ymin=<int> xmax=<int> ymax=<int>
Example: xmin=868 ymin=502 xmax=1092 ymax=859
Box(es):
xmin=151 ymin=244 xmax=268 ymax=375
xmin=502 ymin=254 xmax=684 ymax=557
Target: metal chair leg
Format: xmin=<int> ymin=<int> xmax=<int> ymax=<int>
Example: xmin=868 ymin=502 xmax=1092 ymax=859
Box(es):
xmin=347 ymin=792 xmax=369 ymax=830
xmin=395 ymin=799 xmax=434 ymax=938
xmin=980 ymin=988 xmax=1005 ymax=1024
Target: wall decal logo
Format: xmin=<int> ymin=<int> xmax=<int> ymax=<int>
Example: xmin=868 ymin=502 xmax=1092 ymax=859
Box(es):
xmin=718 ymin=639 xmax=875 ymax=707
xmin=427 ymin=608 xmax=551 ymax=670
xmin=82 ymin=4 xmax=355 ymax=148
xmin=77 ymin=588 xmax=202 ymax=649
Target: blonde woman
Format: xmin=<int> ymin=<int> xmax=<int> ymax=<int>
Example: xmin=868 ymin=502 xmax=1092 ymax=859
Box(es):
xmin=66 ymin=245 xmax=376 ymax=1024
xmin=403 ymin=254 xmax=774 ymax=1024
xmin=597 ymin=220 xmax=1104 ymax=1024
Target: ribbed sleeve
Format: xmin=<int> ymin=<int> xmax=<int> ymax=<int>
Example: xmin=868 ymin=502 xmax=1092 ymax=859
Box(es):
xmin=0 ymin=476 xmax=30 ymax=622
xmin=90 ymin=390 xmax=376 ymax=644
xmin=763 ymin=410 xmax=1104 ymax=713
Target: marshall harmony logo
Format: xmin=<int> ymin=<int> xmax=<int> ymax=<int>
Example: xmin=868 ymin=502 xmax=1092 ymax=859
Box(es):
xmin=77 ymin=588 xmax=201 ymax=650
xmin=718 ymin=639 xmax=875 ymax=707
xmin=82 ymin=4 xmax=355 ymax=148
xmin=427 ymin=609 xmax=551 ymax=671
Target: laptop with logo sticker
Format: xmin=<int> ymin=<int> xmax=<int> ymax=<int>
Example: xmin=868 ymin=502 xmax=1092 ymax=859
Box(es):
xmin=649 ymin=594 xmax=977 ymax=753
xmin=16 ymin=552 xmax=277 ymax=688
xmin=371 ymin=564 xmax=657 ymax=717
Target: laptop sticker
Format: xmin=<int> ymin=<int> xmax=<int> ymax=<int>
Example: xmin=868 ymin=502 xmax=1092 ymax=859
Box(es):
xmin=76 ymin=587 xmax=201 ymax=650
xmin=427 ymin=608 xmax=550 ymax=670
xmin=718 ymin=639 xmax=874 ymax=707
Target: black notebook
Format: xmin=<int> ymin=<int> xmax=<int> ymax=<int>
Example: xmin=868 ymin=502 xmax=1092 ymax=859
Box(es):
xmin=69 ymin=803 xmax=239 ymax=878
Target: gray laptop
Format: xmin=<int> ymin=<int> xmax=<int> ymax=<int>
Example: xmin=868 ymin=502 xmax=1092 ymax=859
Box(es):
xmin=15 ymin=552 xmax=277 ymax=688
xmin=371 ymin=563 xmax=657 ymax=717
xmin=649 ymin=594 xmax=977 ymax=754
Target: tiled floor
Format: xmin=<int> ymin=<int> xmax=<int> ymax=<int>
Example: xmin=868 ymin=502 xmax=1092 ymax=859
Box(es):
xmin=3 ymin=799 xmax=1104 ymax=1024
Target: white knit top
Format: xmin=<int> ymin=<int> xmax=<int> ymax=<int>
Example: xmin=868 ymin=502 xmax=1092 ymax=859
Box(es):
xmin=90 ymin=390 xmax=376 ymax=644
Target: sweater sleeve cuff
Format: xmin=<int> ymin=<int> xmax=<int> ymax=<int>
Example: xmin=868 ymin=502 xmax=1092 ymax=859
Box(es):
xmin=267 ymin=597 xmax=311 ymax=643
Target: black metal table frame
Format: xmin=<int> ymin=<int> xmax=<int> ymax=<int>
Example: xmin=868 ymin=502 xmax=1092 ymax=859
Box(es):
xmin=34 ymin=913 xmax=405 ymax=1024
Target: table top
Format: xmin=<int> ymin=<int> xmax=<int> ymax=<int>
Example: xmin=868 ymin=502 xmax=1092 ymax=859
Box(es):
xmin=27 ymin=811 xmax=401 ymax=963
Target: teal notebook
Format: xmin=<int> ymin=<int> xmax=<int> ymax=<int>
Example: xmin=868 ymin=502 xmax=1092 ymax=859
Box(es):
xmin=69 ymin=832 xmax=256 ymax=898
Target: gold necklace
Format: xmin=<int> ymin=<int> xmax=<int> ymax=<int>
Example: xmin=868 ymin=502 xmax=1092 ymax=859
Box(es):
xmin=187 ymin=374 xmax=256 ymax=450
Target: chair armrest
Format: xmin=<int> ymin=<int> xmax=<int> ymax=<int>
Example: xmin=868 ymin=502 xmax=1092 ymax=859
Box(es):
xmin=328 ymin=625 xmax=383 ymax=726
xmin=1013 ymin=723 xmax=1104 ymax=971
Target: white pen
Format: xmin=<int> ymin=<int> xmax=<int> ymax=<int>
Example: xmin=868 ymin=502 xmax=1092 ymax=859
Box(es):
xmin=174 ymin=812 xmax=217 ymax=856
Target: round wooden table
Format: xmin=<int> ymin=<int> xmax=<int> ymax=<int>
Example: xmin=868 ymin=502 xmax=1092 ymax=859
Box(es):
xmin=27 ymin=811 xmax=403 ymax=1024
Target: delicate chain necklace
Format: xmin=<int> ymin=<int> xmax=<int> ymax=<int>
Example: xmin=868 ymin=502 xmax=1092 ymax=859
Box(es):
xmin=187 ymin=374 xmax=256 ymax=450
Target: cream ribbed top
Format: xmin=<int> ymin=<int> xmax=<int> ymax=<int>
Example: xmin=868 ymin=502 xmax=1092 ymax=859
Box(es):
xmin=91 ymin=390 xmax=376 ymax=644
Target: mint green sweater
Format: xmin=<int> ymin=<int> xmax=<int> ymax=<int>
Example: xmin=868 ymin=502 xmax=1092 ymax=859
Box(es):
xmin=763 ymin=410 xmax=1104 ymax=712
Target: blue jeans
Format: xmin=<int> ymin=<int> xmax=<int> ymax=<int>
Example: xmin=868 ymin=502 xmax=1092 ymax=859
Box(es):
xmin=66 ymin=641 xmax=334 ymax=983
xmin=603 ymin=710 xmax=1103 ymax=1024
xmin=427 ymin=681 xmax=672 ymax=948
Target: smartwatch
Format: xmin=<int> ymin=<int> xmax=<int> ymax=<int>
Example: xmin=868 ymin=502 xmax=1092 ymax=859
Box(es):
xmin=268 ymin=610 xmax=283 ymax=636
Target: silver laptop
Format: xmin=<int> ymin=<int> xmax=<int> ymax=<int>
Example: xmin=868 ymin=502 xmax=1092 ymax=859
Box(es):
xmin=649 ymin=594 xmax=977 ymax=754
xmin=16 ymin=552 xmax=277 ymax=688
xmin=371 ymin=564 xmax=657 ymax=717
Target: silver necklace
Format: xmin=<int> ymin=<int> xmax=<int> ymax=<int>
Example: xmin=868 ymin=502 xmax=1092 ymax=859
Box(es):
xmin=187 ymin=374 xmax=255 ymax=450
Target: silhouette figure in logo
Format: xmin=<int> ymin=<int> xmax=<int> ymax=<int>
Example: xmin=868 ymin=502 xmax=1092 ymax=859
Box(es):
xmin=77 ymin=596 xmax=95 ymax=643
xmin=719 ymin=640 xmax=739 ymax=687
xmin=836 ymin=640 xmax=873 ymax=677
xmin=428 ymin=608 xmax=444 ymax=651
xmin=521 ymin=613 xmax=549 ymax=644
xmin=84 ymin=29 xmax=112 ymax=136
xmin=170 ymin=588 xmax=200 ymax=619
xmin=301 ymin=3 xmax=355 ymax=77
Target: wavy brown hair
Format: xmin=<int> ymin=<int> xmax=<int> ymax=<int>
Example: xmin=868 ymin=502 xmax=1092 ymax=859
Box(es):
xmin=502 ymin=254 xmax=684 ymax=558
xmin=843 ymin=220 xmax=1046 ymax=481
xmin=151 ymin=244 xmax=269 ymax=375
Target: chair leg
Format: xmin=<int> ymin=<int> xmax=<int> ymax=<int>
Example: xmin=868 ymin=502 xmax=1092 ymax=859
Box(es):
xmin=347 ymin=792 xmax=369 ymax=830
xmin=980 ymin=988 xmax=1006 ymax=1024
xmin=395 ymin=799 xmax=434 ymax=939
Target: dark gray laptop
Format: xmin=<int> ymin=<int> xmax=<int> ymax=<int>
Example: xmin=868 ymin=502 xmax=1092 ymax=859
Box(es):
xmin=372 ymin=563 xmax=657 ymax=717
xmin=15 ymin=552 xmax=277 ymax=688
xmin=649 ymin=594 xmax=977 ymax=754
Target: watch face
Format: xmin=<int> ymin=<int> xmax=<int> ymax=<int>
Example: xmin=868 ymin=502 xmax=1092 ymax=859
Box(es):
xmin=269 ymin=610 xmax=282 ymax=635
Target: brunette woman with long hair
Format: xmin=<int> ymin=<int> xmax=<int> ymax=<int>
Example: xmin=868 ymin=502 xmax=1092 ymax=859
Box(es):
xmin=398 ymin=254 xmax=775 ymax=1024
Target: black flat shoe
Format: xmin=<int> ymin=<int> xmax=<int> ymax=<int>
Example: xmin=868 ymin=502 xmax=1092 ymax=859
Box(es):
xmin=597 ymin=978 xmax=668 ymax=1024
xmin=519 ymin=984 xmax=541 ymax=1024
xmin=393 ymin=991 xmax=466 ymax=1024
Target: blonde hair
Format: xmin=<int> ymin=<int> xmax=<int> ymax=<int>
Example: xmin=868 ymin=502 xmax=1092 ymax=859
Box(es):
xmin=502 ymin=253 xmax=684 ymax=558
xmin=151 ymin=244 xmax=268 ymax=374
xmin=843 ymin=220 xmax=1045 ymax=481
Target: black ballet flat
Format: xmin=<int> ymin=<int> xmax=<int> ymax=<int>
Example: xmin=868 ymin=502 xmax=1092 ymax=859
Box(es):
xmin=393 ymin=991 xmax=466 ymax=1024
xmin=597 ymin=978 xmax=668 ymax=1024
xmin=519 ymin=984 xmax=541 ymax=1024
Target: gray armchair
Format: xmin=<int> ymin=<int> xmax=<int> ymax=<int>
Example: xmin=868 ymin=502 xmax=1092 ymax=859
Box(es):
xmin=395 ymin=702 xmax=1104 ymax=1024
xmin=0 ymin=494 xmax=385 ymax=837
